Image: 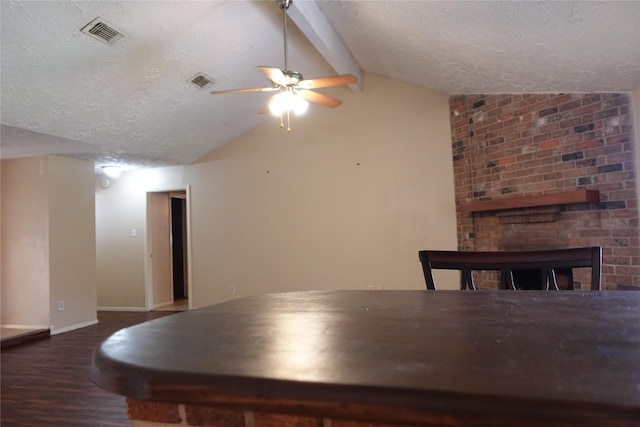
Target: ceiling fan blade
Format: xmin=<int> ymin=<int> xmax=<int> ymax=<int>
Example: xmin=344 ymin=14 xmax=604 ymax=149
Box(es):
xmin=298 ymin=89 xmax=343 ymax=108
xmin=210 ymin=87 xmax=278 ymax=95
xmin=257 ymin=66 xmax=286 ymax=86
xmin=297 ymin=74 xmax=356 ymax=89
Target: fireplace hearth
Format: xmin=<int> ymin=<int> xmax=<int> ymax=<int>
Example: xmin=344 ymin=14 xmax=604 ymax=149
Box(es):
xmin=449 ymin=93 xmax=639 ymax=289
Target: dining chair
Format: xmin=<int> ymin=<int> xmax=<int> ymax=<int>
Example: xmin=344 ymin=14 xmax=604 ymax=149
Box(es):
xmin=418 ymin=247 xmax=602 ymax=290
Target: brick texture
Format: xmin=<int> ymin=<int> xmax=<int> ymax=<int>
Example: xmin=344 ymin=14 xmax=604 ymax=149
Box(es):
xmin=126 ymin=399 xmax=415 ymax=427
xmin=449 ymin=94 xmax=639 ymax=289
xmin=127 ymin=398 xmax=181 ymax=423
xmin=185 ymin=404 xmax=245 ymax=426
xmin=331 ymin=421 xmax=409 ymax=427
xmin=253 ymin=411 xmax=322 ymax=427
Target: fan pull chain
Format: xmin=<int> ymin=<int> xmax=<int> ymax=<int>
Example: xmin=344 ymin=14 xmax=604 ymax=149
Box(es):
xmin=277 ymin=111 xmax=292 ymax=132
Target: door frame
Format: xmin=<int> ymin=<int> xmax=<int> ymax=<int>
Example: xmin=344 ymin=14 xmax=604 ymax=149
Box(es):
xmin=144 ymin=185 xmax=193 ymax=310
xmin=169 ymin=191 xmax=188 ymax=300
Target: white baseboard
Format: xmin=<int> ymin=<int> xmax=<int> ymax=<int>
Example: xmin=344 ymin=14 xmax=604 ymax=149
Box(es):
xmin=1 ymin=324 xmax=49 ymax=330
xmin=98 ymin=306 xmax=148 ymax=312
xmin=50 ymin=319 xmax=99 ymax=335
xmin=153 ymin=301 xmax=175 ymax=309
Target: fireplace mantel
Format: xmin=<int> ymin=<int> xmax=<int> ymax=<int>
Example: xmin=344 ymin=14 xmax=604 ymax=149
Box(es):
xmin=458 ymin=189 xmax=600 ymax=214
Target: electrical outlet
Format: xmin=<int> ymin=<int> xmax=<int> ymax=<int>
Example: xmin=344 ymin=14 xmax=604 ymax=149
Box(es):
xmin=230 ymin=285 xmax=237 ymax=294
xmin=58 ymin=300 xmax=64 ymax=311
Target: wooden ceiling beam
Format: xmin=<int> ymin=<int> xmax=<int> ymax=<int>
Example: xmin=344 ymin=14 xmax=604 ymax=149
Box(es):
xmin=287 ymin=0 xmax=362 ymax=92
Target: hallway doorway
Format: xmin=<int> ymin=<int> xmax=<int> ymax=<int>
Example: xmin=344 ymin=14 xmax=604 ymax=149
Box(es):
xmin=146 ymin=188 xmax=191 ymax=311
xmin=170 ymin=193 xmax=188 ymax=301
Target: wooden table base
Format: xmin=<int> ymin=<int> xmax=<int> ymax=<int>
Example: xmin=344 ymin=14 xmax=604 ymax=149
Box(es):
xmin=127 ymin=398 xmax=401 ymax=427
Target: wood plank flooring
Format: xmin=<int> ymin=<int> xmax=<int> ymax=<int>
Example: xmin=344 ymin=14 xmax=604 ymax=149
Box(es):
xmin=1 ymin=311 xmax=177 ymax=426
xmin=1 ymin=328 xmax=51 ymax=350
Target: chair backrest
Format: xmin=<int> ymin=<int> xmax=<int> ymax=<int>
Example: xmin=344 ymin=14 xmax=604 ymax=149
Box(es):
xmin=418 ymin=247 xmax=602 ymax=291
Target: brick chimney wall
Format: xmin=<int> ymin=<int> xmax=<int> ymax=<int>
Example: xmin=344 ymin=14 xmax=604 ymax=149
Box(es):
xmin=449 ymin=94 xmax=639 ymax=290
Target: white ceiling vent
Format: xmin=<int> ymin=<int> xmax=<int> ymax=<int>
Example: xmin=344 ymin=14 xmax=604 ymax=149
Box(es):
xmin=189 ymin=73 xmax=215 ymax=89
xmin=81 ymin=17 xmax=125 ymax=45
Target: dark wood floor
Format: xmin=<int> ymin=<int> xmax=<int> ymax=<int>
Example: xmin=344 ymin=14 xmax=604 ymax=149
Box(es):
xmin=1 ymin=311 xmax=177 ymax=426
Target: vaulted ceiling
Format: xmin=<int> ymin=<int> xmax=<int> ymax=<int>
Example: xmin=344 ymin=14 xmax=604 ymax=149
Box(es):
xmin=1 ymin=1 xmax=639 ymax=171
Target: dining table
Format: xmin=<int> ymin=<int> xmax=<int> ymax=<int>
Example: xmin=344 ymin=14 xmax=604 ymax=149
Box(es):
xmin=92 ymin=290 xmax=640 ymax=426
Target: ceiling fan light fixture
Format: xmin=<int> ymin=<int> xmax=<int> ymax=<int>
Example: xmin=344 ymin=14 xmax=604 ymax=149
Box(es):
xmin=102 ymin=165 xmax=121 ymax=178
xmin=209 ymin=0 xmax=354 ymax=131
xmin=269 ymin=91 xmax=309 ymax=116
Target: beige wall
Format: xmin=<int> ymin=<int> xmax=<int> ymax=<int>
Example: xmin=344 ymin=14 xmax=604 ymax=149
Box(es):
xmin=47 ymin=155 xmax=97 ymax=333
xmin=95 ymin=73 xmax=460 ymax=309
xmin=1 ymin=156 xmax=50 ymax=328
xmin=1 ymin=155 xmax=97 ymax=333
xmin=95 ymin=172 xmax=146 ymax=309
xmin=95 ymin=166 xmax=189 ymax=309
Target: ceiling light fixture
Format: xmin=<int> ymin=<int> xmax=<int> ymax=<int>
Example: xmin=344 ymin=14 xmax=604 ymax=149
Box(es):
xmin=102 ymin=166 xmax=121 ymax=178
xmin=209 ymin=0 xmax=356 ymax=132
xmin=268 ymin=89 xmax=309 ymax=116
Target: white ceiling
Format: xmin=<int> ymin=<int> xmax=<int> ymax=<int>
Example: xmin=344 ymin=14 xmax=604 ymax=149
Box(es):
xmin=1 ymin=1 xmax=639 ymax=171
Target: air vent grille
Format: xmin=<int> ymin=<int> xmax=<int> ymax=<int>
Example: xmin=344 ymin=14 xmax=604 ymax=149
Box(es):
xmin=189 ymin=73 xmax=215 ymax=89
xmin=81 ymin=17 xmax=125 ymax=45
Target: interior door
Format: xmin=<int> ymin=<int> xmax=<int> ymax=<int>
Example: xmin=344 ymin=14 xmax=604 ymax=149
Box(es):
xmin=148 ymin=192 xmax=172 ymax=307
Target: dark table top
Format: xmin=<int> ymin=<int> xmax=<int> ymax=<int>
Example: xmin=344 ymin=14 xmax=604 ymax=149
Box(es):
xmin=92 ymin=290 xmax=640 ymax=426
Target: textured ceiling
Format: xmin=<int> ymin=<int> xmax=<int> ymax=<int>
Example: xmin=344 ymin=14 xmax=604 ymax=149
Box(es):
xmin=1 ymin=1 xmax=639 ymax=171
xmin=319 ymin=0 xmax=640 ymax=94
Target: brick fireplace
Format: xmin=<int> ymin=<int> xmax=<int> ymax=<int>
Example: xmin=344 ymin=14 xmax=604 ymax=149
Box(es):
xmin=449 ymin=93 xmax=639 ymax=290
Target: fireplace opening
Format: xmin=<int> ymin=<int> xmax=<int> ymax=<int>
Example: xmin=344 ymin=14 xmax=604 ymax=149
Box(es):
xmin=512 ymin=269 xmax=573 ymax=290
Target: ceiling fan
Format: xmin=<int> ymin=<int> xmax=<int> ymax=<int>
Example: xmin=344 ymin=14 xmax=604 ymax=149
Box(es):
xmin=210 ymin=0 xmax=357 ymax=131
